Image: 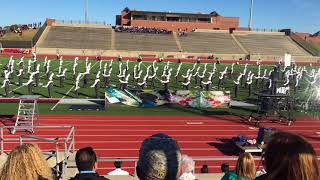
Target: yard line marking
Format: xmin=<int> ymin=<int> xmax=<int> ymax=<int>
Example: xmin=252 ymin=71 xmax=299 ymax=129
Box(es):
xmin=50 ymin=85 xmax=74 ymax=110
xmin=50 ymin=60 xmax=100 ymax=110
xmin=75 ymin=60 xmax=100 ymax=81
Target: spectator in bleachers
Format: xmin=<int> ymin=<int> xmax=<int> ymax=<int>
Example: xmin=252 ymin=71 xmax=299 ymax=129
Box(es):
xmin=107 ymin=160 xmax=129 ymax=175
xmin=179 ymin=155 xmax=196 ymax=180
xmin=70 ymin=147 xmax=109 ymax=180
xmin=221 ymin=152 xmax=256 ymax=180
xmin=115 ymin=26 xmax=172 ymax=34
xmin=255 ymin=132 xmax=320 ymax=180
xmin=221 ymin=163 xmax=236 ymax=180
xmin=136 ymin=133 xmax=182 ymax=180
xmin=200 ymin=165 xmax=209 ymax=173
xmin=0 ymin=143 xmax=54 ymax=180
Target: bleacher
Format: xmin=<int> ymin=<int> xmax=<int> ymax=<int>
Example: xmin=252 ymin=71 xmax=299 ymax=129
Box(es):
xmin=40 ymin=26 xmax=112 ymax=49
xmin=235 ymin=33 xmax=310 ymax=56
xmin=179 ymin=32 xmax=244 ymax=54
xmin=115 ymin=32 xmax=179 ymax=52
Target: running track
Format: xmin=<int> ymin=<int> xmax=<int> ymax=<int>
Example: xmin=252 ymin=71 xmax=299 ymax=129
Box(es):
xmin=1 ymin=115 xmax=320 ymax=174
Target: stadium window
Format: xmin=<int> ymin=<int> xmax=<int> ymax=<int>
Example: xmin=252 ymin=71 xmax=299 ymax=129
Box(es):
xmin=167 ymin=17 xmax=179 ymax=22
xmin=189 ymin=18 xmax=197 ymax=22
xmin=181 ymin=17 xmax=189 ymax=22
xmin=133 ymin=15 xmax=147 ymax=20
xmin=147 ymin=16 xmax=153 ymax=20
xmin=158 ymin=16 xmax=165 ymax=21
xmin=198 ymin=18 xmax=211 ymax=23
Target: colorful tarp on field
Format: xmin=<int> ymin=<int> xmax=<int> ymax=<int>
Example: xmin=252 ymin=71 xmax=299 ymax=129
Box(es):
xmin=171 ymin=90 xmax=231 ymax=108
xmin=105 ymin=87 xmax=230 ymax=108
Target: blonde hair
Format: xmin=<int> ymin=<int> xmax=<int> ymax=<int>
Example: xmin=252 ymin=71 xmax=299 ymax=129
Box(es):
xmin=236 ymin=152 xmax=256 ymax=180
xmin=0 ymin=143 xmax=53 ymax=180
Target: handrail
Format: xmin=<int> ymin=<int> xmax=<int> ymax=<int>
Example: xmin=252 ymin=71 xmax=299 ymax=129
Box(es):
xmin=55 ymin=19 xmax=107 ymax=25
xmin=0 ymin=125 xmax=75 ymax=180
xmin=19 ymin=135 xmax=58 ymax=143
xmin=1 ymin=125 xmax=73 ymax=129
xmin=93 ymin=156 xmax=320 ymax=176
xmin=62 ymin=126 xmax=75 ymax=179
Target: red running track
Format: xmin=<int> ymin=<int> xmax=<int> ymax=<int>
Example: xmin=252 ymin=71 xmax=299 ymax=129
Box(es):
xmin=1 ymin=115 xmax=320 ymax=174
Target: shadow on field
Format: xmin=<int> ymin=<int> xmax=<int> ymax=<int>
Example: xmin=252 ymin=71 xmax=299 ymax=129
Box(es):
xmin=208 ymin=138 xmax=240 ymax=156
xmin=0 ymin=115 xmax=16 ymax=126
xmin=55 ymin=91 xmax=71 ymax=97
xmin=12 ymin=91 xmax=24 ymax=96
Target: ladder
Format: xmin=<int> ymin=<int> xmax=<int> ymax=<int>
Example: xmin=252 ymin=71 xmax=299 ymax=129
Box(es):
xmin=12 ymin=95 xmax=40 ymax=134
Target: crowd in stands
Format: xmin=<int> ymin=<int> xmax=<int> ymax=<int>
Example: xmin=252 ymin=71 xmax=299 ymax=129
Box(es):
xmin=0 ymin=131 xmax=318 ymax=180
xmin=115 ymin=26 xmax=172 ymax=34
xmin=0 ymin=22 xmax=41 ymax=37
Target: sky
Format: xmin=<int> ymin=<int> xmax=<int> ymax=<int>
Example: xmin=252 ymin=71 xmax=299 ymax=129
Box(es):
xmin=0 ymin=0 xmax=319 ymax=33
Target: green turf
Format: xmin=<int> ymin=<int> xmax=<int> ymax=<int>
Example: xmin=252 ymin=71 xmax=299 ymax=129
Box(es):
xmin=0 ymin=102 xmax=319 ymax=118
xmin=0 ymin=57 xmax=318 ymax=116
xmin=0 ymin=57 xmax=275 ymax=100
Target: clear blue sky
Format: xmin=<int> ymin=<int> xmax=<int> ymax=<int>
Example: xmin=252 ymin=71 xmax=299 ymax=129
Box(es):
xmin=0 ymin=0 xmax=319 ymax=33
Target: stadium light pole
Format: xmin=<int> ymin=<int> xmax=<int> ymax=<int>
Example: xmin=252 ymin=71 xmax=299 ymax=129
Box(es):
xmin=85 ymin=0 xmax=89 ymax=23
xmin=248 ymin=0 xmax=254 ymax=30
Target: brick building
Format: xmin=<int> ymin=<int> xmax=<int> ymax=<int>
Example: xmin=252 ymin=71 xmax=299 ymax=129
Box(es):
xmin=116 ymin=7 xmax=240 ymax=31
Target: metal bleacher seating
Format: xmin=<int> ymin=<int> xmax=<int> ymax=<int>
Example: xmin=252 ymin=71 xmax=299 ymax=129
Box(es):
xmin=115 ymin=32 xmax=179 ymax=52
xmin=40 ymin=26 xmax=112 ymax=49
xmin=235 ymin=33 xmax=310 ymax=56
xmin=178 ymin=32 xmax=244 ymax=54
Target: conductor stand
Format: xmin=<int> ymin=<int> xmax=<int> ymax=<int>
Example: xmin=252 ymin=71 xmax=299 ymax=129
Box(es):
xmin=249 ymin=91 xmax=294 ymax=126
xmin=12 ymin=95 xmax=40 ymax=134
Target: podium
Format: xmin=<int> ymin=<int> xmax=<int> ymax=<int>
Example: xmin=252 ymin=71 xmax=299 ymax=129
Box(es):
xmin=12 ymin=95 xmax=40 ymax=134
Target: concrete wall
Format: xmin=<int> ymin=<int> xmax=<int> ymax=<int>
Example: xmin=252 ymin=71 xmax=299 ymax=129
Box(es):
xmin=0 ymin=40 xmax=33 ymax=48
xmin=34 ymin=47 xmax=320 ymax=63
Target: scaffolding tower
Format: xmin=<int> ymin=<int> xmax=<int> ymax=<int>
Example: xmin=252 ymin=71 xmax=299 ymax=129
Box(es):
xmin=12 ymin=95 xmax=40 ymax=134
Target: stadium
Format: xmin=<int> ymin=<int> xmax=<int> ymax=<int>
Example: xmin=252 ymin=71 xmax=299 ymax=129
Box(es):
xmin=0 ymin=0 xmax=320 ymax=179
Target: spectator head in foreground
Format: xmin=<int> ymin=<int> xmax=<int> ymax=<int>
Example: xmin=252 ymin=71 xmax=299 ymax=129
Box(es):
xmin=0 ymin=143 xmax=53 ymax=180
xmin=179 ymin=155 xmax=196 ymax=180
xmin=236 ymin=152 xmax=256 ymax=180
xmin=200 ymin=165 xmax=209 ymax=173
xmin=263 ymin=132 xmax=320 ymax=180
xmin=137 ymin=133 xmax=182 ymax=180
xmin=75 ymin=147 xmax=98 ymax=172
xmin=71 ymin=146 xmax=108 ymax=180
